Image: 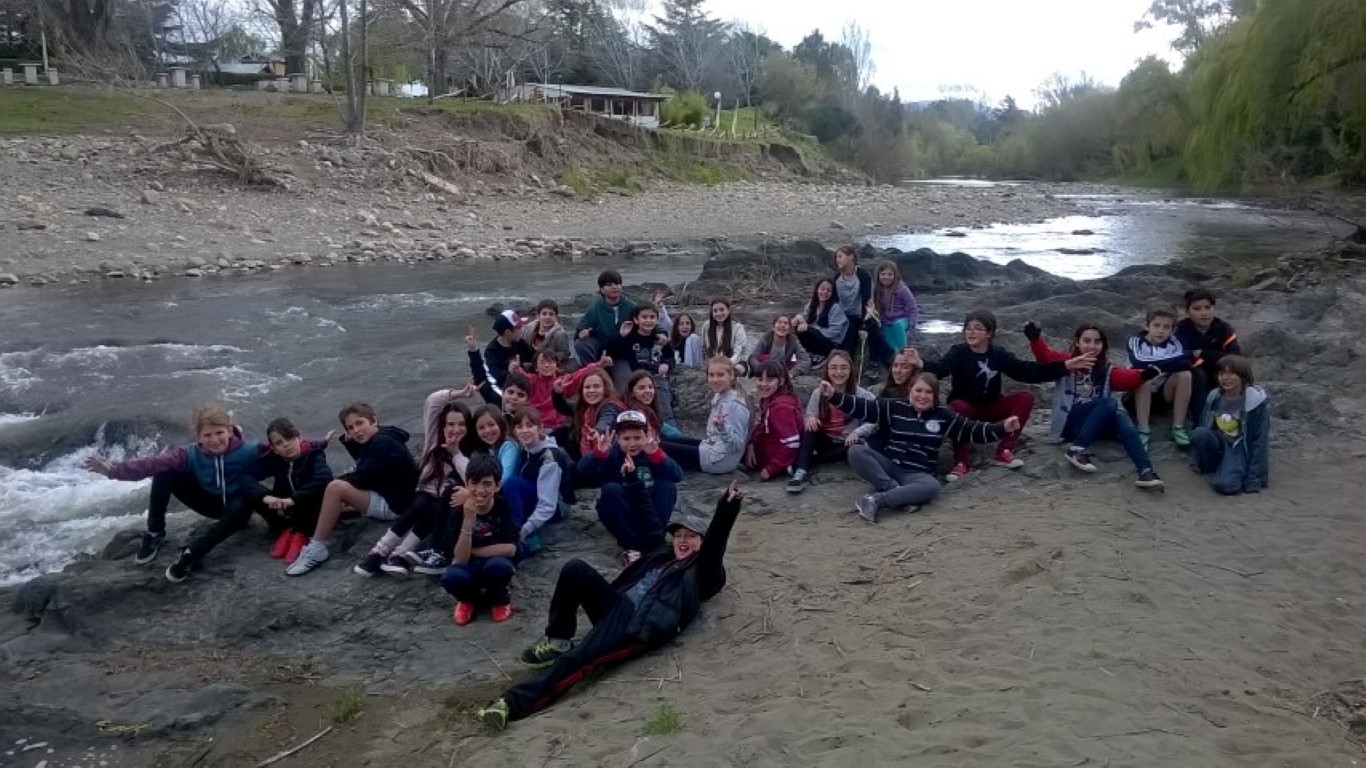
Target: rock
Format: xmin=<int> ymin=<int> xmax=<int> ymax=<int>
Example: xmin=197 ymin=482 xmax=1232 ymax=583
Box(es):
xmin=944 ymin=230 xmax=968 ymax=238
xmin=829 ymin=220 xmax=846 ymax=230
xmin=148 ymin=180 xmax=165 ymax=192
xmin=84 ymin=231 xmax=101 ymax=242
xmin=105 ymin=270 xmax=125 ymax=278
xmin=552 ymin=186 xmax=576 ymax=198
xmin=1250 ymin=276 xmax=1287 ymax=292
xmin=183 ymin=268 xmax=203 ymax=277
xmin=15 ymin=220 xmax=47 ymax=231
xmin=1071 ymin=229 xmax=1095 ymax=236
xmin=140 ymin=189 xmax=161 ymax=205
xmin=186 ymin=256 xmax=207 ymax=268
xmin=1055 ymin=247 xmax=1105 ymax=255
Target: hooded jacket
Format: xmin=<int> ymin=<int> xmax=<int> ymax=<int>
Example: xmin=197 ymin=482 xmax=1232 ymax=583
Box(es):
xmin=923 ymin=342 xmax=1068 ymax=407
xmin=576 ymin=295 xmax=637 ymax=345
xmin=611 ymin=492 xmax=741 ymax=647
xmin=514 ymin=437 xmax=576 ymax=539
xmin=748 ymin=334 xmax=811 ymax=376
xmin=876 ymin=282 xmax=918 ymax=326
xmin=521 ymin=320 xmax=573 ymax=368
xmin=1030 ymin=336 xmax=1148 ymax=439
xmin=748 ymin=391 xmax=804 ymax=477
xmin=469 ymin=337 xmax=532 ymax=398
xmin=106 ymin=426 xmax=268 ymax=504
xmin=1200 ymin=385 xmax=1271 ymax=491
xmin=699 ymin=389 xmax=750 ymax=474
xmin=607 ymin=328 xmax=677 ymax=375
xmin=339 ymin=424 xmax=420 ymax=513
xmin=576 ymin=443 xmax=684 ymax=492
xmin=1175 ymin=317 xmax=1241 ymax=372
xmin=256 ymin=442 xmax=332 ymax=505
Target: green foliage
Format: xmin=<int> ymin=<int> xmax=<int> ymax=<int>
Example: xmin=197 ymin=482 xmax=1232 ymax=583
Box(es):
xmin=596 ymin=166 xmax=641 ymax=189
xmin=652 ymin=155 xmax=750 ymax=185
xmin=642 ymin=704 xmax=684 ymax=735
xmin=330 ymin=688 xmax=365 ymax=725
xmin=661 ymin=91 xmax=709 ymax=129
xmin=560 ymin=166 xmax=593 ymax=196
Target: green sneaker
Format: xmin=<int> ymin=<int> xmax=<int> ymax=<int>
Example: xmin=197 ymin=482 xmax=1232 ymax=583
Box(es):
xmin=477 ymin=698 xmax=509 ymax=731
xmin=1138 ymin=429 xmax=1151 ymax=451
xmin=519 ymin=637 xmax=570 ymax=669
xmin=1169 ymin=425 xmax=1191 ymax=448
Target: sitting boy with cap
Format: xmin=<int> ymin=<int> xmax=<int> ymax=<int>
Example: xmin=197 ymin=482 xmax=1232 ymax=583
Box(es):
xmin=467 ymin=310 xmax=534 ymax=400
xmin=574 ymin=409 xmax=684 ymax=565
xmin=477 ymin=480 xmax=745 ymax=730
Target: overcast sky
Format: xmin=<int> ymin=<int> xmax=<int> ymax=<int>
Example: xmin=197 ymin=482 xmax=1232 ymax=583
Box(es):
xmin=699 ymin=0 xmax=1182 ymax=108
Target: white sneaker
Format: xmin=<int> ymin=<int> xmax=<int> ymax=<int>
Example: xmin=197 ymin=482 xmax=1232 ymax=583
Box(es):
xmin=285 ymin=540 xmax=329 ymax=576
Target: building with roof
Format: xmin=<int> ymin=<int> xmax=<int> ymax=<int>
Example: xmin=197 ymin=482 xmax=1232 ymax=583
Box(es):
xmin=506 ymin=82 xmax=669 ymax=129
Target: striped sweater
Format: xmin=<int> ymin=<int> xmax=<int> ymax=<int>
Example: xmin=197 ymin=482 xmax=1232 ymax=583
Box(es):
xmin=831 ymin=392 xmax=1008 ymax=475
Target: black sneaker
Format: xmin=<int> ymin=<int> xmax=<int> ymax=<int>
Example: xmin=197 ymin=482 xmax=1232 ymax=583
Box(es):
xmin=379 ymin=555 xmax=412 ymax=576
xmin=786 ymin=469 xmax=810 ymax=494
xmin=1135 ymin=468 xmax=1165 ymax=490
xmin=353 ymin=551 xmax=384 ymax=577
xmin=410 ymin=550 xmax=451 ymax=576
xmin=135 ymin=531 xmax=165 ymax=565
xmin=1065 ymin=447 xmax=1098 ymax=473
xmin=519 ymin=638 xmax=572 ymax=669
xmin=164 ymin=549 xmax=194 ymax=582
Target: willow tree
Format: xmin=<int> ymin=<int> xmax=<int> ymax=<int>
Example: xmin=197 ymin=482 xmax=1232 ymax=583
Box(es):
xmin=1185 ymin=0 xmax=1366 ymax=190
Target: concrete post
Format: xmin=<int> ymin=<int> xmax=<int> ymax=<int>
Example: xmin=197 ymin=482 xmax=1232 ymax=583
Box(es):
xmin=156 ymin=72 xmax=169 ymax=88
xmin=309 ymin=79 xmax=323 ymax=94
xmin=46 ymin=69 xmax=58 ymax=86
xmin=22 ymin=63 xmax=38 ymax=85
xmin=1 ymin=69 xmax=11 ymax=86
xmin=290 ymin=72 xmax=307 ymax=93
xmin=170 ymin=66 xmax=186 ymax=88
xmin=256 ymin=78 xmax=268 ymax=91
xmin=275 ymin=77 xmax=290 ymax=92
xmin=189 ymin=74 xmax=201 ymax=90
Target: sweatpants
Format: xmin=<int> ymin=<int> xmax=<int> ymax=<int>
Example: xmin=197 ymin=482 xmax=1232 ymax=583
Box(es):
xmin=796 ymin=431 xmax=848 ymax=473
xmin=146 ymin=470 xmax=263 ymax=561
xmin=660 ymin=437 xmax=703 ymax=472
xmin=439 ymin=556 xmax=516 ymax=605
xmin=503 ymin=559 xmax=647 ymax=720
xmin=846 ymin=444 xmax=941 ymax=511
xmin=595 ymin=481 xmax=669 ymax=552
xmin=1190 ymin=427 xmax=1249 ymax=495
xmin=949 ymin=392 xmax=1033 ymax=464
xmin=1061 ymin=397 xmax=1152 ymax=473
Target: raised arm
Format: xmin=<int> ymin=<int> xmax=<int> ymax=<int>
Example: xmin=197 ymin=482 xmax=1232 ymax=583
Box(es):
xmin=694 ymin=484 xmax=743 ymax=600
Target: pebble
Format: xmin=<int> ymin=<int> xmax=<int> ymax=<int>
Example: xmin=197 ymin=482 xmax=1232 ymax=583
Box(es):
xmin=84 ymin=231 xmax=101 ymax=242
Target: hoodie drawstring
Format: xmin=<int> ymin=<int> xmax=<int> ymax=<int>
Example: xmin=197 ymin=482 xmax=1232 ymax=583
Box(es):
xmin=216 ymin=454 xmax=226 ymax=506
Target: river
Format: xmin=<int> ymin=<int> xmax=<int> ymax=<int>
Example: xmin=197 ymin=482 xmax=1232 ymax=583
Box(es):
xmin=0 ymin=191 xmax=1339 ymax=584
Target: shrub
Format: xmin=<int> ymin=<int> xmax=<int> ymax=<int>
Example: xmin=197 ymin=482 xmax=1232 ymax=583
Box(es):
xmin=661 ymin=91 xmax=709 ymax=129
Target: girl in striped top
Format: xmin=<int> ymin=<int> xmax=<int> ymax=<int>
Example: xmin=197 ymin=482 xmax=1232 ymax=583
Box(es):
xmin=821 ymin=373 xmax=1019 ymax=522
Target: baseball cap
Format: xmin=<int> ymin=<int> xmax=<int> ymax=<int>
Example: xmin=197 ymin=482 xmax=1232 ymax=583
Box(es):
xmin=492 ymin=309 xmax=526 ymax=334
xmin=615 ymin=410 xmax=649 ymax=429
xmin=667 ymin=514 xmax=709 ymax=538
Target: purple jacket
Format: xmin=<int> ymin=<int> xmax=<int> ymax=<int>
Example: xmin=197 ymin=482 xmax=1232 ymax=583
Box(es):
xmin=876 ymin=283 xmax=918 ymax=327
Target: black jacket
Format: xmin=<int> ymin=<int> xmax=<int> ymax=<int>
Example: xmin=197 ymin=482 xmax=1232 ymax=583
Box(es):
xmin=611 ymin=491 xmax=741 ymax=647
xmin=256 ymin=444 xmax=333 ymax=504
xmin=923 ymin=342 xmax=1067 ymax=406
xmin=469 ymin=338 xmax=531 ymax=400
xmin=1175 ymin=317 xmax=1241 ymax=372
xmin=606 ymin=329 xmax=676 ymax=375
xmin=339 ymin=425 xmax=420 ymax=512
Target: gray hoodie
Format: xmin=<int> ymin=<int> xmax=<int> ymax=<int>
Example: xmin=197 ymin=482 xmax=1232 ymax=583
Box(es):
xmin=517 ymin=436 xmax=568 ymax=539
xmin=698 ymin=389 xmax=751 ymax=474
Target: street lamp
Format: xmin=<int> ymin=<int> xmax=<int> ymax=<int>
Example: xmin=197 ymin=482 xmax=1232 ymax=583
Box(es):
xmin=713 ymin=91 xmax=721 ymax=130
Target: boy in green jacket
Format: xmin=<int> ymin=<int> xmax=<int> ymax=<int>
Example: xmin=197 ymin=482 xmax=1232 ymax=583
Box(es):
xmin=574 ymin=269 xmax=636 ymax=366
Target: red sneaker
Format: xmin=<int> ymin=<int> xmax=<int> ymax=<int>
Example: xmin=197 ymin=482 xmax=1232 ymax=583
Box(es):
xmin=269 ymin=530 xmax=292 ymax=559
xmin=947 ymin=462 xmax=970 ymax=482
xmin=490 ymin=603 xmax=513 ymax=623
xmin=452 ymin=601 xmax=476 ymax=626
xmin=992 ymin=448 xmax=1024 ymax=469
xmin=285 ymin=532 xmax=309 ymax=564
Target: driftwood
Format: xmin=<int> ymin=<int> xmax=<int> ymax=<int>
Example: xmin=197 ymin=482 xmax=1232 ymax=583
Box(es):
xmin=129 ymin=93 xmax=290 ymax=189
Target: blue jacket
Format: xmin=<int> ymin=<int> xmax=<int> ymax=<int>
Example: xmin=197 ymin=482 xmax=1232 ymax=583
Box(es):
xmin=575 ymin=444 xmax=684 ymax=490
xmin=1201 ymin=385 xmax=1271 ymax=491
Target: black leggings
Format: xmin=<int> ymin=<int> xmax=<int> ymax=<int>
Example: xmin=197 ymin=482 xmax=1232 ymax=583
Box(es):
xmin=660 ymin=437 xmax=702 ymax=472
xmin=796 ymin=431 xmax=849 ymax=473
xmin=390 ymin=491 xmax=447 ymax=540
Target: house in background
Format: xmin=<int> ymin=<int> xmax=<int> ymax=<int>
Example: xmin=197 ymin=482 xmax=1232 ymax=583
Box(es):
xmin=216 ymin=53 xmax=285 ymax=76
xmin=506 ymin=83 xmax=669 ymax=129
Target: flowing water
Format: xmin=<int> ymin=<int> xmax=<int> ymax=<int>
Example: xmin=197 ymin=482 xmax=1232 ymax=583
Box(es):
xmin=0 ymin=192 xmax=1342 ymax=584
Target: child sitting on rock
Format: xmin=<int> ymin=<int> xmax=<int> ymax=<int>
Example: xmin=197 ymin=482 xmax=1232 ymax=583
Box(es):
xmin=287 ymin=402 xmax=420 ymax=576
xmin=260 ymin=417 xmax=335 ymax=564
xmin=1126 ymin=307 xmax=1195 ymax=450
xmin=660 ymin=356 xmax=751 ymax=474
xmin=84 ymin=403 xmax=279 ymax=582
xmin=575 ymin=269 xmax=636 ymax=365
xmin=606 ymin=301 xmax=676 ymax=421
xmin=1025 ymin=322 xmax=1165 ymax=490
xmin=624 ymin=370 xmax=683 ymax=438
xmin=787 ymin=351 xmax=876 ymax=494
xmin=552 ymin=366 xmax=625 ymax=466
xmin=747 ymin=314 xmax=811 ymax=377
xmin=1190 ymin=355 xmax=1270 ymax=495
xmin=821 ymin=373 xmax=1019 ymax=523
xmin=576 ymin=410 xmax=684 ymax=564
xmin=1175 ymin=288 xmax=1241 ymax=426
xmin=505 ymin=407 xmax=575 ymax=553
xmin=873 ymin=259 xmax=918 ymax=356
xmin=439 ymin=454 xmax=520 ymax=626
xmin=700 ymin=299 xmax=750 ymax=372
xmin=522 ymin=299 xmax=573 ymax=370
xmin=921 ymin=310 xmax=1089 ymax=481
xmin=793 ymin=277 xmax=849 ymax=367
xmin=743 ymin=361 xmax=804 ymax=481
xmin=664 ymin=310 xmax=703 ymax=368
xmin=477 ymin=482 xmax=744 ymax=731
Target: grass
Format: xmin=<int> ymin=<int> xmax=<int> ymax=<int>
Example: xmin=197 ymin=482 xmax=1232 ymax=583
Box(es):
xmin=641 ymin=703 xmax=684 ymax=736
xmin=652 ymin=154 xmax=752 ymax=185
xmin=1106 ymin=157 xmax=1186 ymax=189
xmin=329 ymin=687 xmax=366 ymax=725
xmin=560 ymin=165 xmax=594 ymax=196
xmin=1229 ymin=266 xmax=1257 ymax=288
xmin=0 ymin=88 xmax=158 ymax=134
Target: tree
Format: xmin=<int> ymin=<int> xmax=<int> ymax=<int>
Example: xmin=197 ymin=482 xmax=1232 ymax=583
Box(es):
xmin=756 ymin=51 xmax=818 ymax=122
xmin=587 ymin=0 xmax=646 ymax=88
xmin=256 ymin=0 xmax=319 ymax=74
xmin=391 ymin=0 xmax=536 ymax=98
xmin=1033 ymin=71 xmax=1103 ymax=112
xmin=839 ymin=20 xmax=873 ymax=93
xmin=725 ymin=22 xmax=777 ymax=109
xmin=338 ymin=0 xmax=367 ymax=136
xmin=1134 ymin=0 xmax=1250 ymax=58
xmin=647 ymin=0 xmax=724 ymax=91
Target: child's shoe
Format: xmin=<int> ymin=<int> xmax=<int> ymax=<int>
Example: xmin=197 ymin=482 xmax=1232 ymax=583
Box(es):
xmin=947 ymin=462 xmax=970 ymax=482
xmin=285 ymin=540 xmax=329 ymax=576
xmin=452 ymin=601 xmax=476 ymax=626
xmin=1065 ymin=447 xmax=1098 ymax=473
xmin=992 ymin=448 xmax=1024 ymax=469
xmin=285 ymin=532 xmax=309 ymax=564
xmin=165 ymin=549 xmax=195 ymax=583
xmin=1169 ymin=425 xmax=1191 ymax=448
xmin=269 ymin=530 xmax=293 ymax=559
xmin=786 ymin=468 xmax=810 ymax=494
xmin=478 ymin=699 xmax=509 ymax=731
xmin=379 ymin=555 xmax=412 ymax=577
xmin=1135 ymin=468 xmax=1165 ymax=490
xmin=519 ymin=638 xmax=572 ymax=668
xmin=353 ymin=552 xmax=384 ymax=577
xmin=490 ymin=603 xmax=513 ymax=622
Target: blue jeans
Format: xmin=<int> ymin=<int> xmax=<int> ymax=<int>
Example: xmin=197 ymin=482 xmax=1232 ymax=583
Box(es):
xmin=595 ymin=481 xmax=671 ymax=552
xmin=440 ymin=556 xmax=516 ymax=605
xmin=1190 ymin=427 xmax=1249 ymax=495
xmin=1061 ymin=397 xmax=1152 ymax=473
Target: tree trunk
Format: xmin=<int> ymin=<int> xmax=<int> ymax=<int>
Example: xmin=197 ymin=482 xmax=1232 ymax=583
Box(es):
xmin=432 ymin=45 xmax=449 ymax=97
xmin=273 ymin=0 xmax=317 ymax=75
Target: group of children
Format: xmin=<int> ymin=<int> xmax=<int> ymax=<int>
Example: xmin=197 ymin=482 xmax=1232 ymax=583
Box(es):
xmin=81 ymin=254 xmax=1270 ymax=730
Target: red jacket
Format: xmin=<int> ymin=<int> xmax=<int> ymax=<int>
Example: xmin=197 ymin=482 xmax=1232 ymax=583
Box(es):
xmin=748 ymin=391 xmax=803 ymax=477
xmin=1029 ymin=337 xmax=1146 ymax=392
